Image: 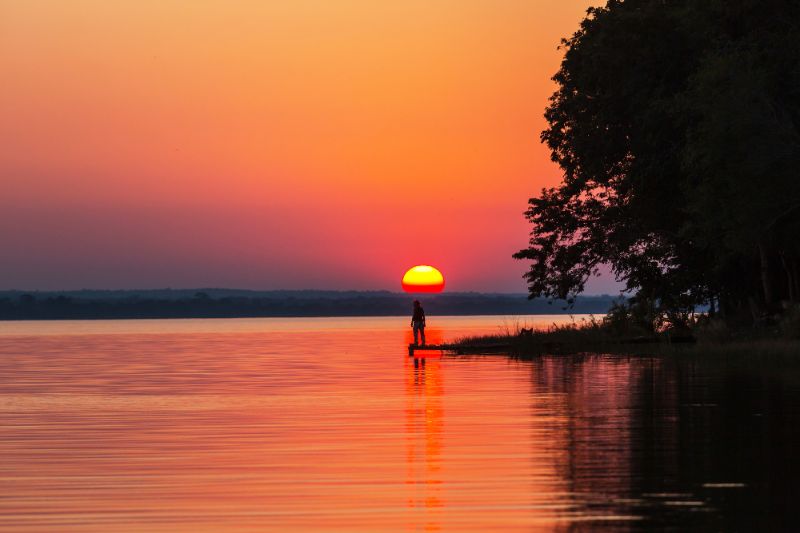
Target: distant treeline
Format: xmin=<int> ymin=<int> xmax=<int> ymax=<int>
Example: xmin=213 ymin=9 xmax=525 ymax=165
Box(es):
xmin=0 ymin=290 xmax=621 ymax=320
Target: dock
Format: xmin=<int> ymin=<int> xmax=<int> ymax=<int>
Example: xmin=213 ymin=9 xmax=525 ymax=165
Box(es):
xmin=408 ymin=343 xmax=458 ymax=356
xmin=407 ymin=342 xmax=513 ymax=356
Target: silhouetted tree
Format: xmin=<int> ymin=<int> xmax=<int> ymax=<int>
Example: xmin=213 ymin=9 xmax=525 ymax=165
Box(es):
xmin=515 ymin=0 xmax=800 ymax=323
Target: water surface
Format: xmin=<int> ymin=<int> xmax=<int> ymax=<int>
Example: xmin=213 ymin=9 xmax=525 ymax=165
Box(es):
xmin=1 ymin=316 xmax=798 ymax=531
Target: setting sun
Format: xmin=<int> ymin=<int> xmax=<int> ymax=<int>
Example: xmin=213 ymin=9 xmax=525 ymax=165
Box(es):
xmin=401 ymin=265 xmax=445 ymax=293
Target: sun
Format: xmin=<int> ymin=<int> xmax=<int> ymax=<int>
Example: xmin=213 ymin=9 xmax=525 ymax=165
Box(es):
xmin=402 ymin=265 xmax=445 ymax=293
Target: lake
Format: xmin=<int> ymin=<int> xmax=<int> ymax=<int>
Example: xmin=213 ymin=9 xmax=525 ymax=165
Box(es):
xmin=1 ymin=316 xmax=798 ymax=531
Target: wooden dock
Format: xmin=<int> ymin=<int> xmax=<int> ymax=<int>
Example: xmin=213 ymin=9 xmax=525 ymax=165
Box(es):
xmin=407 ymin=342 xmax=513 ymax=356
xmin=408 ymin=343 xmax=458 ymax=356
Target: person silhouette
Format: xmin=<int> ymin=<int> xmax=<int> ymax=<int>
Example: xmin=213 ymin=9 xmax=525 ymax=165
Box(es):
xmin=411 ymin=300 xmax=426 ymax=346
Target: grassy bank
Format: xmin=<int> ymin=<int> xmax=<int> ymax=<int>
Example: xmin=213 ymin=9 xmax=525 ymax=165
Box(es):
xmin=451 ymin=315 xmax=800 ymax=358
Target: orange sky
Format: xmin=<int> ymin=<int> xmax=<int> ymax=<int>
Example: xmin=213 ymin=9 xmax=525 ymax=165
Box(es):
xmin=0 ymin=0 xmax=613 ymax=292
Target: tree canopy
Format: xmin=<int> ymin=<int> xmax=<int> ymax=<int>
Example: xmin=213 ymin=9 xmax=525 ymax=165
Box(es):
xmin=515 ymin=0 xmax=800 ymax=323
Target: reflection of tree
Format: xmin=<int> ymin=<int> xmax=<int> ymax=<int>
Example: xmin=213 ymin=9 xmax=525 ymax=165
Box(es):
xmin=528 ymin=356 xmax=676 ymax=522
xmin=405 ymin=356 xmax=444 ymax=530
xmin=539 ymin=354 xmax=800 ymax=530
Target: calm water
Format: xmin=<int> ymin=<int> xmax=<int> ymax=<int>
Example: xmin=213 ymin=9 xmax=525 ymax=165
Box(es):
xmin=1 ymin=316 xmax=799 ymax=531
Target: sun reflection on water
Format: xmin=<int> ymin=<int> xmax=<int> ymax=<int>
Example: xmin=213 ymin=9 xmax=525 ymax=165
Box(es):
xmin=405 ymin=354 xmax=444 ymax=531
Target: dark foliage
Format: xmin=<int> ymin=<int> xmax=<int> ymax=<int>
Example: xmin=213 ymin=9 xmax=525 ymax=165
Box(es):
xmin=515 ymin=0 xmax=800 ymax=324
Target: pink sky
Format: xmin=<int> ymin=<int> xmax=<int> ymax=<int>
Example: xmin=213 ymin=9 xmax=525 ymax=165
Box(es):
xmin=0 ymin=0 xmax=617 ymax=293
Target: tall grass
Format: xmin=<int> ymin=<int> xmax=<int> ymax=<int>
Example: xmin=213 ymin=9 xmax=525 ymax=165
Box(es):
xmin=451 ymin=314 xmax=800 ymax=358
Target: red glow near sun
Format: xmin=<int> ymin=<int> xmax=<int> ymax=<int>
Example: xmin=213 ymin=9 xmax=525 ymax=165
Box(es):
xmin=402 ymin=265 xmax=445 ymax=293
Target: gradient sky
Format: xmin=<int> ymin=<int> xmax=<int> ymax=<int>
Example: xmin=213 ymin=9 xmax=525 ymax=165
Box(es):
xmin=1 ymin=0 xmax=615 ymax=293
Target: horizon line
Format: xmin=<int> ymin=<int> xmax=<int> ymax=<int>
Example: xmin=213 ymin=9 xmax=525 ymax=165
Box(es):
xmin=0 ymin=287 xmax=624 ymax=298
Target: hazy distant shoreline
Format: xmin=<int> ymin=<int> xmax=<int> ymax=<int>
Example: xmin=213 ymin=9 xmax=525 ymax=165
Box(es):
xmin=0 ymin=290 xmax=620 ymax=321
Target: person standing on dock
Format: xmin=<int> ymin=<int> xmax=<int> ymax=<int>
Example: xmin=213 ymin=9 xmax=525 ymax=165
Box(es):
xmin=411 ymin=300 xmax=426 ymax=346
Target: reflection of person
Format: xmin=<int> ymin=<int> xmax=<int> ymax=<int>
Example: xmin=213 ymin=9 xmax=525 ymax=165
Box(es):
xmin=411 ymin=300 xmax=426 ymax=346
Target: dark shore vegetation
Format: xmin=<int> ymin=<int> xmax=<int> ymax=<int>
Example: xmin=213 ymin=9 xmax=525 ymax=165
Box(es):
xmin=452 ymin=300 xmax=800 ymax=357
xmin=514 ymin=0 xmax=800 ymax=333
xmin=0 ymin=290 xmax=618 ymax=320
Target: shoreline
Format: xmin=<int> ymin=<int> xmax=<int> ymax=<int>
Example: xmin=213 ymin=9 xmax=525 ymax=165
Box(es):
xmin=447 ymin=333 xmax=800 ymax=358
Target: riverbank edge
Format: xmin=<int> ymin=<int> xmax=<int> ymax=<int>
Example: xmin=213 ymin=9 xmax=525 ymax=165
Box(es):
xmin=447 ymin=334 xmax=800 ymax=358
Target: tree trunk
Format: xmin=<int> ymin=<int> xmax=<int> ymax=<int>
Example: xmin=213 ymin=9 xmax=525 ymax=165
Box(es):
xmin=780 ymin=252 xmax=795 ymax=303
xmin=758 ymin=240 xmax=775 ymax=311
xmin=748 ymin=296 xmax=762 ymax=324
xmin=794 ymin=260 xmax=799 ymax=303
